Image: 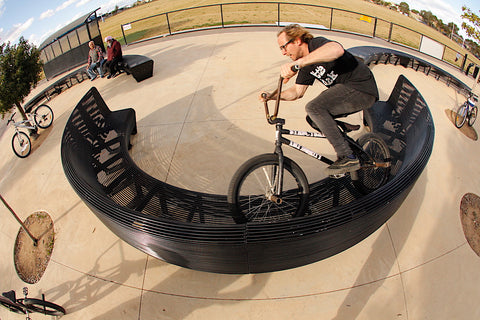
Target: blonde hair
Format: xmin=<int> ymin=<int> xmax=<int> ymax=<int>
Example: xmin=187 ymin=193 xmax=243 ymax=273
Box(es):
xmin=277 ymin=24 xmax=314 ymax=43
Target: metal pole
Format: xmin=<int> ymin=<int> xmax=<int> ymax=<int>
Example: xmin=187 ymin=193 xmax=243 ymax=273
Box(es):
xmin=121 ymin=25 xmax=128 ymax=45
xmin=0 ymin=194 xmax=38 ymax=246
xmin=220 ymin=4 xmax=224 ymax=28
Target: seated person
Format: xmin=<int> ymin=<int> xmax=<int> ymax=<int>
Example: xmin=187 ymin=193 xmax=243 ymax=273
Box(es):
xmin=86 ymin=41 xmax=105 ymax=80
xmin=104 ymin=36 xmax=123 ymax=79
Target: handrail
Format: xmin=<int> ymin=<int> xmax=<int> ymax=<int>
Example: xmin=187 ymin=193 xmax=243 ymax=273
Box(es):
xmin=118 ymin=2 xmax=478 ymax=75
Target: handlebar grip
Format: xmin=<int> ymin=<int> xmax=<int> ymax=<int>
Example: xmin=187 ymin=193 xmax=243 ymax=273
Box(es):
xmin=291 ymin=64 xmax=300 ymax=72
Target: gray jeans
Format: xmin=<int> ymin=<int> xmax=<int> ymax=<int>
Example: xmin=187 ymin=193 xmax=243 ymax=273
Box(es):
xmin=305 ymin=84 xmax=376 ymax=158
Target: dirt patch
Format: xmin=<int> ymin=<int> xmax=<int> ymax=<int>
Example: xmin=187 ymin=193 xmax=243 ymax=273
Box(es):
xmin=445 ymin=109 xmax=478 ymax=141
xmin=460 ymin=193 xmax=480 ymax=257
xmin=14 ymin=211 xmax=55 ymax=284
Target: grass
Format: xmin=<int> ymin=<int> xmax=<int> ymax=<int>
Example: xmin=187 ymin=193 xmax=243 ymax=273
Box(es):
xmin=99 ymin=0 xmax=479 ymax=67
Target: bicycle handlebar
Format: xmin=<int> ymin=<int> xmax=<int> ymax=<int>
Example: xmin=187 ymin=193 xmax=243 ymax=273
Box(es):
xmin=263 ymin=65 xmax=300 ymax=124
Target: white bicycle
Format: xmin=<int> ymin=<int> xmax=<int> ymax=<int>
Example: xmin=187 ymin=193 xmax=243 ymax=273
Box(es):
xmin=6 ymin=105 xmax=54 ymax=158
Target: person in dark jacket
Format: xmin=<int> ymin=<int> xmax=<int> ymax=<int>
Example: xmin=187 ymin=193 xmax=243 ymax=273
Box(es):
xmin=104 ymin=36 xmax=123 ymax=79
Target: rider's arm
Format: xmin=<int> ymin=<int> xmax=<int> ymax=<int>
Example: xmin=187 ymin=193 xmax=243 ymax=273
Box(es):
xmin=279 ymin=84 xmax=308 ymax=101
xmin=260 ymin=83 xmax=308 ymax=102
xmin=296 ymin=41 xmax=344 ymax=68
xmin=281 ymin=41 xmax=344 ymax=81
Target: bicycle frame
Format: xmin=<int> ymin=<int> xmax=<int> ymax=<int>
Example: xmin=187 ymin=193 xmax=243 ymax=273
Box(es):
xmin=13 ymin=114 xmax=37 ymax=131
xmin=263 ymin=75 xmax=383 ymax=197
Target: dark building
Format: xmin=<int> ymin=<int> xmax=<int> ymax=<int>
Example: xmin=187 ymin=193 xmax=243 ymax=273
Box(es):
xmin=39 ymin=8 xmax=104 ymax=80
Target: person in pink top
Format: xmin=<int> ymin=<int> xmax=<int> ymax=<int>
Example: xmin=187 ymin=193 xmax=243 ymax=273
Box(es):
xmin=104 ymin=36 xmax=123 ymax=79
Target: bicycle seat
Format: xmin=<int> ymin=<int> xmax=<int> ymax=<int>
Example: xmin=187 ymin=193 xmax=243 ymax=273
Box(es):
xmin=2 ymin=290 xmax=16 ymax=302
xmin=306 ymin=116 xmax=360 ymax=133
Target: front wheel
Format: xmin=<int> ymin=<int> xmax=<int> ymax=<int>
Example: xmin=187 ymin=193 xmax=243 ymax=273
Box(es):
xmin=228 ymin=154 xmax=309 ymax=223
xmin=353 ymin=133 xmax=391 ymax=194
xmin=12 ymin=132 xmax=31 ymax=158
xmin=468 ymin=106 xmax=477 ymax=126
xmin=33 ymin=104 xmax=54 ymax=129
xmin=455 ymin=104 xmax=467 ymax=128
xmin=20 ymin=298 xmax=66 ymax=316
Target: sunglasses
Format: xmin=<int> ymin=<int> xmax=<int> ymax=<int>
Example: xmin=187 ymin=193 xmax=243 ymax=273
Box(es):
xmin=279 ymin=39 xmax=294 ymax=51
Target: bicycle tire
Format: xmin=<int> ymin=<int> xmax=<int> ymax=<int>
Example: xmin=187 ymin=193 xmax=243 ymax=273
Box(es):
xmin=33 ymin=104 xmax=54 ymax=129
xmin=20 ymin=298 xmax=66 ymax=316
xmin=468 ymin=106 xmax=477 ymax=126
xmin=353 ymin=133 xmax=391 ymax=195
xmin=0 ymin=295 xmax=26 ymax=314
xmin=455 ymin=104 xmax=467 ymax=128
xmin=228 ymin=153 xmax=309 ymax=223
xmin=11 ymin=131 xmax=31 ymax=158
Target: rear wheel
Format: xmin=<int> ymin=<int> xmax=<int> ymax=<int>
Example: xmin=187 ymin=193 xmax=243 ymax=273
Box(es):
xmin=353 ymin=133 xmax=390 ymax=194
xmin=12 ymin=132 xmax=31 ymax=158
xmin=33 ymin=104 xmax=54 ymax=129
xmin=228 ymin=154 xmax=309 ymax=223
xmin=468 ymin=106 xmax=477 ymax=126
xmin=20 ymin=298 xmax=66 ymax=316
xmin=455 ymin=104 xmax=467 ymax=128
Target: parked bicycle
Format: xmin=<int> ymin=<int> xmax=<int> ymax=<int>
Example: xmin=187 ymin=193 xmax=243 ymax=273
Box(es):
xmin=6 ymin=104 xmax=54 ymax=158
xmin=228 ymin=73 xmax=391 ymax=224
xmin=0 ymin=286 xmax=65 ymax=318
xmin=455 ymin=93 xmax=478 ymax=128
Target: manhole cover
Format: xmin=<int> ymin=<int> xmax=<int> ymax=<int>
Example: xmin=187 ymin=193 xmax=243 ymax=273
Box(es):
xmin=460 ymin=193 xmax=480 ymax=257
xmin=14 ymin=211 xmax=55 ymax=284
xmin=444 ymin=109 xmax=478 ymax=141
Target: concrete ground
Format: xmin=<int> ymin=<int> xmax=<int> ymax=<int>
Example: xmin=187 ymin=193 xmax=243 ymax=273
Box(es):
xmin=1 ymin=27 xmax=480 ymax=320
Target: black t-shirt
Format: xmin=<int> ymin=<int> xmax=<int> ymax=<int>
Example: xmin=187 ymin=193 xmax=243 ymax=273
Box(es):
xmin=295 ymin=37 xmax=379 ymax=99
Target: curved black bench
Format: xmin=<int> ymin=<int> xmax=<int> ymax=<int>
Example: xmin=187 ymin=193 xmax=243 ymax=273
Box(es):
xmin=61 ymin=73 xmax=434 ymax=274
xmin=25 ymin=67 xmax=89 ymax=113
xmin=349 ymin=46 xmax=471 ymax=96
xmin=118 ymin=54 xmax=154 ymax=82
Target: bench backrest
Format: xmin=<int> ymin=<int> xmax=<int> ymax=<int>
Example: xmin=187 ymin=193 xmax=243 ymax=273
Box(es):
xmin=364 ymin=75 xmax=433 ymax=176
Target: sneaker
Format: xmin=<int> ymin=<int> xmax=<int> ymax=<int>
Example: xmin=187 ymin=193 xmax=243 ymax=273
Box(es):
xmin=325 ymin=155 xmax=360 ymax=175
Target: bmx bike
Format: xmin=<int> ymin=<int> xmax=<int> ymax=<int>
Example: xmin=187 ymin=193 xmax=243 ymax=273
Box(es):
xmin=6 ymin=104 xmax=54 ymax=158
xmin=228 ymin=72 xmax=391 ymax=224
xmin=0 ymin=286 xmax=65 ymax=318
xmin=454 ymin=93 xmax=478 ymax=128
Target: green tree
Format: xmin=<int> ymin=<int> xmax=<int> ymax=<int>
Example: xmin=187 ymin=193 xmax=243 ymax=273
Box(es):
xmin=399 ymin=2 xmax=410 ymax=15
xmin=0 ymin=37 xmax=43 ymax=135
xmin=461 ymin=6 xmax=480 ymax=43
xmin=420 ymin=10 xmax=437 ymax=27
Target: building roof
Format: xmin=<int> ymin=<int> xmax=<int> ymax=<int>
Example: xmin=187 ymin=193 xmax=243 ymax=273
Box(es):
xmin=38 ymin=8 xmax=100 ymax=50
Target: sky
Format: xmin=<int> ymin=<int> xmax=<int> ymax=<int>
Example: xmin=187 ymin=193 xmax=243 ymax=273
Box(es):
xmin=0 ymin=0 xmax=138 ymax=46
xmin=0 ymin=0 xmax=479 ymax=47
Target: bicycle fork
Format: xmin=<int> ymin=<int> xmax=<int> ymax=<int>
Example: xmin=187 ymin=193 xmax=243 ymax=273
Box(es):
xmin=271 ymin=123 xmax=285 ymax=204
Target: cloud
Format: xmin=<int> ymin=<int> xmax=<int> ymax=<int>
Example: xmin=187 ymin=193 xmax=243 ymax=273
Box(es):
xmin=0 ymin=17 xmax=35 ymax=43
xmin=407 ymin=0 xmax=462 ymax=24
xmin=0 ymin=0 xmax=5 ymax=17
xmin=76 ymin=0 xmax=92 ymax=7
xmin=40 ymin=9 xmax=55 ymax=20
xmin=56 ymin=0 xmax=77 ymax=12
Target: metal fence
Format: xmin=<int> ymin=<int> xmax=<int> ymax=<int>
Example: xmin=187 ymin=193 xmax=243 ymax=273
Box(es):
xmin=119 ymin=2 xmax=478 ymax=75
